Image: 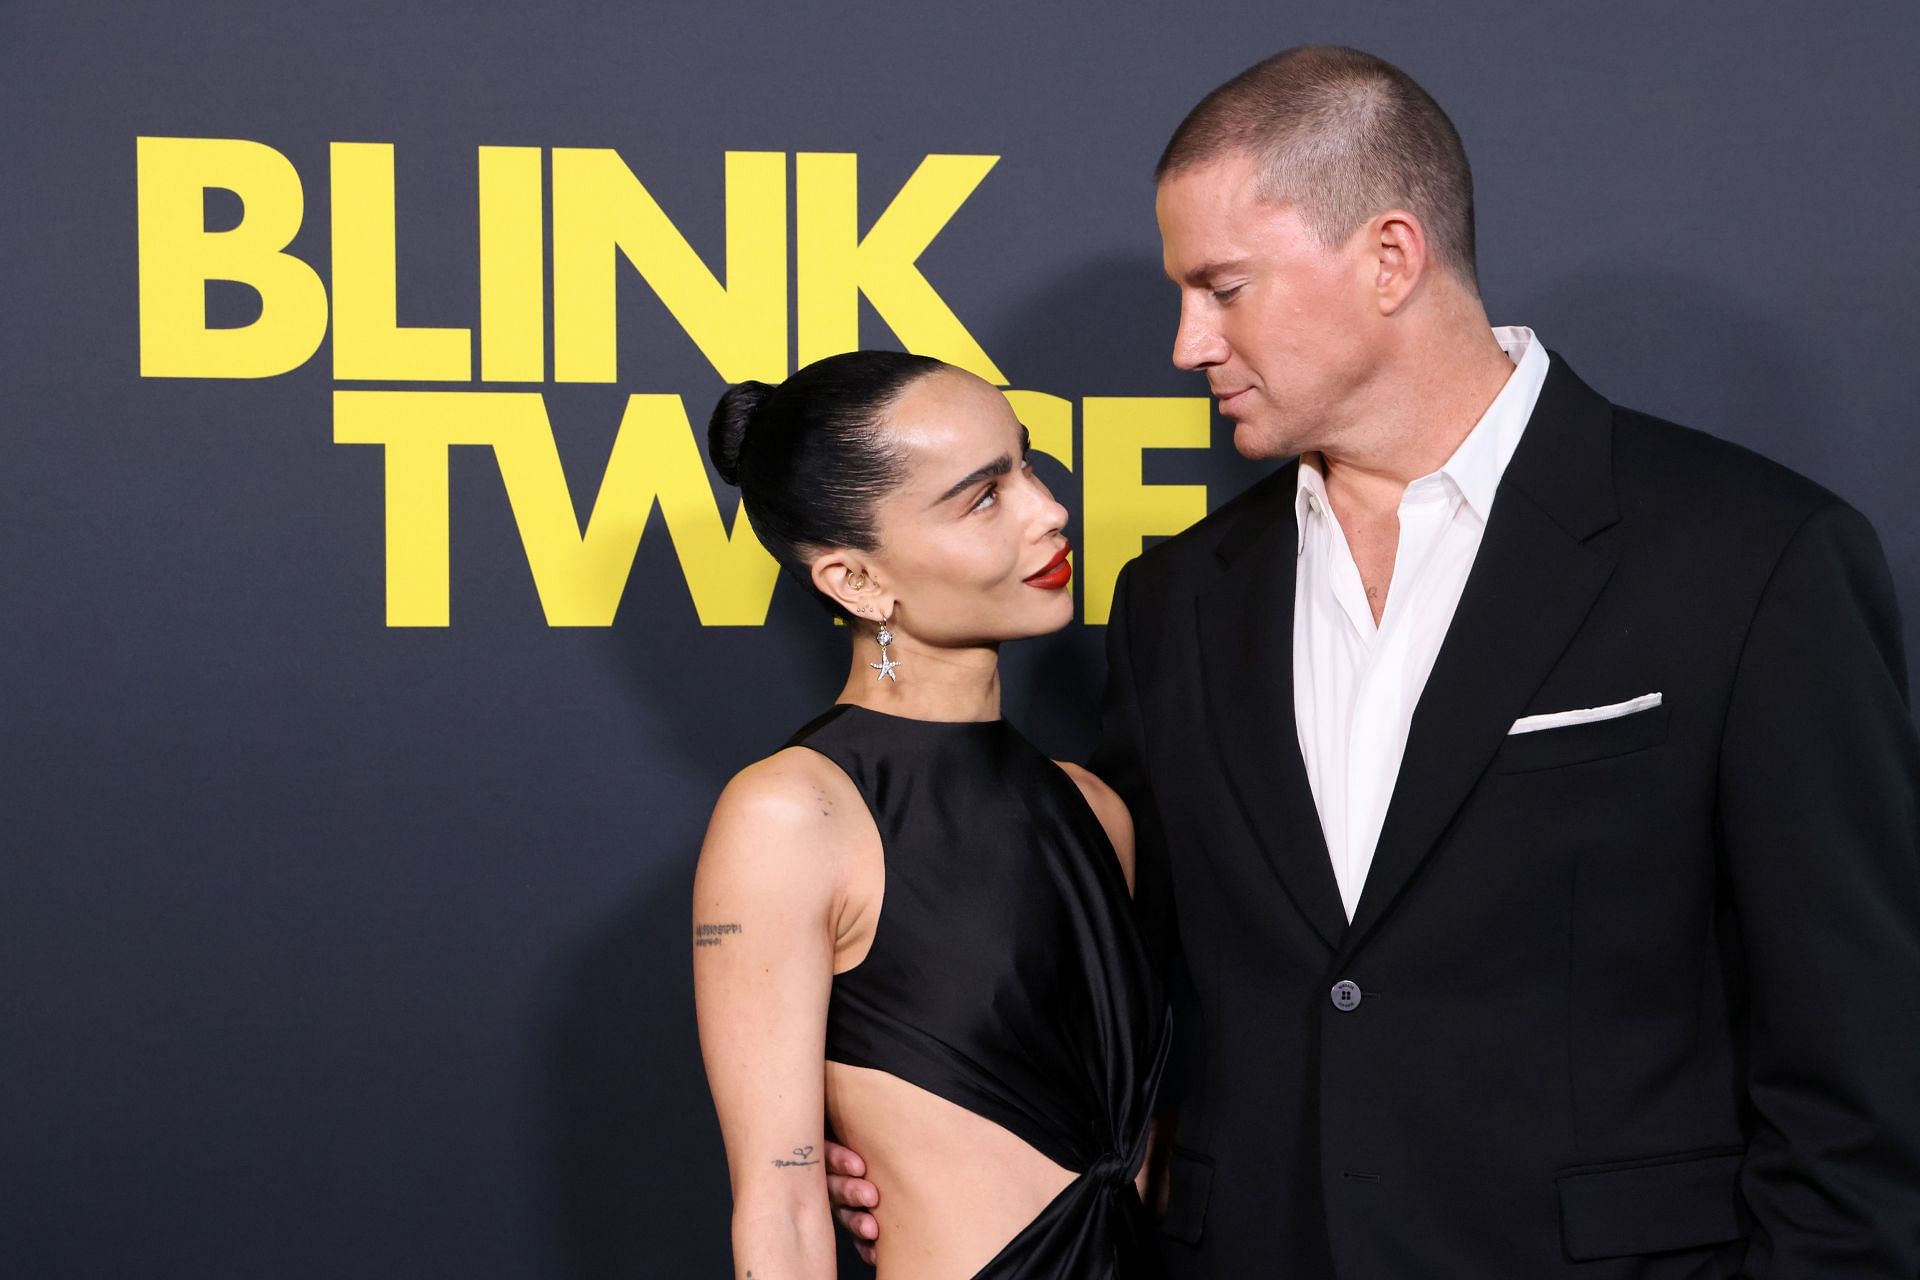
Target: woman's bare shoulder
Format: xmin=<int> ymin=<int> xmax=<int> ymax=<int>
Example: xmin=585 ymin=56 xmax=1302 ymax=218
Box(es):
xmin=713 ymin=746 xmax=857 ymax=823
xmin=701 ymin=746 xmax=871 ymax=875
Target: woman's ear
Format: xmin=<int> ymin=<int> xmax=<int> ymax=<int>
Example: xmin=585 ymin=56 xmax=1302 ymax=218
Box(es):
xmin=812 ymin=552 xmax=895 ymax=621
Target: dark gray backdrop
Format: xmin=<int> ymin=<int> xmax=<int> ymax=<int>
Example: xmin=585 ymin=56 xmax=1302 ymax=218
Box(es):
xmin=5 ymin=2 xmax=1916 ymax=1276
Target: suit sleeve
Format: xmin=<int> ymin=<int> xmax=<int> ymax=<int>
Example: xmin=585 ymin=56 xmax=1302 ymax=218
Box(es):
xmin=1089 ymin=559 xmax=1195 ymax=1111
xmin=1717 ymin=499 xmax=1920 ymax=1276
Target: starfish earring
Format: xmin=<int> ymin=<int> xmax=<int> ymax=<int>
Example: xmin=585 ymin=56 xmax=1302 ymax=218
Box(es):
xmin=870 ymin=613 xmax=901 ymax=682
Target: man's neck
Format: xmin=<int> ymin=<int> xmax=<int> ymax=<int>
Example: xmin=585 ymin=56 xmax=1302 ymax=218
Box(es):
xmin=1320 ymin=323 xmax=1517 ymax=523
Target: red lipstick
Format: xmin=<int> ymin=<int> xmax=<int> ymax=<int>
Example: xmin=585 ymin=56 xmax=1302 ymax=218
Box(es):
xmin=1023 ymin=542 xmax=1074 ymax=591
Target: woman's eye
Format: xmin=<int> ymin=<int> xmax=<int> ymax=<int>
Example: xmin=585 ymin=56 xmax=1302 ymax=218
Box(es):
xmin=970 ymin=484 xmax=998 ymax=512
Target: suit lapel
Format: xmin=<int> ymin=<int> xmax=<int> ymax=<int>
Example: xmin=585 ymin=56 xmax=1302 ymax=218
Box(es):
xmin=1340 ymin=357 xmax=1622 ymax=956
xmin=1198 ymin=462 xmax=1349 ymax=950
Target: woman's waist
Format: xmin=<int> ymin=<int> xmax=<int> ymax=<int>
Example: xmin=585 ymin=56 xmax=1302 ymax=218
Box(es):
xmin=827 ymin=1062 xmax=1124 ymax=1251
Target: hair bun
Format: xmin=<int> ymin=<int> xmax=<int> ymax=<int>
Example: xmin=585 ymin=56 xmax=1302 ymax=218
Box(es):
xmin=707 ymin=381 xmax=776 ymax=486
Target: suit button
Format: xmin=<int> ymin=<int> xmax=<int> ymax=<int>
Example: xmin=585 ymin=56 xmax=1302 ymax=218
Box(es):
xmin=1330 ymin=980 xmax=1363 ymax=1011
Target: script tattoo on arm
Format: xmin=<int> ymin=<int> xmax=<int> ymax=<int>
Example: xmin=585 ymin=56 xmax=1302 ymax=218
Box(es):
xmin=693 ymin=921 xmax=743 ymax=948
xmin=771 ymin=1144 xmax=821 ymax=1169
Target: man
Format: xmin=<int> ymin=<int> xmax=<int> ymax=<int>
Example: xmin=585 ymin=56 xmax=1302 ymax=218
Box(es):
xmin=831 ymin=46 xmax=1920 ymax=1275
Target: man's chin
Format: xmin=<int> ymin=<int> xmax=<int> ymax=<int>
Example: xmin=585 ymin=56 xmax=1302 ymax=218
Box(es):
xmin=1231 ymin=417 xmax=1304 ymax=461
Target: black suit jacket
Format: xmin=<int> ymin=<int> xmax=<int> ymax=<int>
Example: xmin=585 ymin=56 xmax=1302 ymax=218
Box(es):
xmin=1093 ymin=357 xmax=1920 ymax=1277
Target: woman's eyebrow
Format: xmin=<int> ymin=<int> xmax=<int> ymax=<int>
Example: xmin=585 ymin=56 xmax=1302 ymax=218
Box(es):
xmin=932 ymin=453 xmax=1013 ymax=506
xmin=928 ymin=423 xmax=1033 ymax=507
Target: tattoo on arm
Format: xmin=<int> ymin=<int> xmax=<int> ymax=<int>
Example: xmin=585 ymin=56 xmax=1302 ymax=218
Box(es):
xmin=694 ymin=922 xmax=743 ymax=948
xmin=772 ymin=1144 xmax=821 ymax=1169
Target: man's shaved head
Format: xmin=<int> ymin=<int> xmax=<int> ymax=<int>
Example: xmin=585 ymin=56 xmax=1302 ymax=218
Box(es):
xmin=1156 ymin=46 xmax=1478 ymax=288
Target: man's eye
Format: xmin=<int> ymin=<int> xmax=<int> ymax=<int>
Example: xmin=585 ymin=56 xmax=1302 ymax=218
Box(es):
xmin=971 ymin=484 xmax=999 ymax=512
xmin=1211 ymin=284 xmax=1243 ymax=303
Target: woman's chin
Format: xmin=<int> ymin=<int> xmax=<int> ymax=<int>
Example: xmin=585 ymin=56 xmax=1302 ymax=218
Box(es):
xmin=948 ymin=591 xmax=1078 ymax=646
xmin=1010 ymin=593 xmax=1078 ymax=640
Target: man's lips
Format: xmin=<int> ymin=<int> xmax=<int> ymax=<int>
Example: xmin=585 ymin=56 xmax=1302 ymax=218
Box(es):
xmin=1213 ymin=386 xmax=1251 ymax=411
xmin=1023 ymin=542 xmax=1074 ymax=590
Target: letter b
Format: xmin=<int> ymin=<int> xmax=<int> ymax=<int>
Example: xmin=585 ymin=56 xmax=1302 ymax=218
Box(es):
xmin=136 ymin=136 xmax=328 ymax=378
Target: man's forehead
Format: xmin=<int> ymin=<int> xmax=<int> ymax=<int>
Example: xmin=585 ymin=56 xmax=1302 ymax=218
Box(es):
xmin=1158 ymin=185 xmax=1260 ymax=282
xmin=1159 ymin=180 xmax=1316 ymax=279
xmin=1158 ymin=160 xmax=1261 ymax=243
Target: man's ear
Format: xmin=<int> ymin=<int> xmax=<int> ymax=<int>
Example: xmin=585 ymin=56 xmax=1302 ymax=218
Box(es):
xmin=1368 ymin=209 xmax=1428 ymax=315
xmin=812 ymin=551 xmax=895 ymax=621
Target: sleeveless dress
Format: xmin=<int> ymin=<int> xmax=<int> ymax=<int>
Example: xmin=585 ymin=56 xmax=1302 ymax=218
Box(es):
xmin=788 ymin=703 xmax=1172 ymax=1280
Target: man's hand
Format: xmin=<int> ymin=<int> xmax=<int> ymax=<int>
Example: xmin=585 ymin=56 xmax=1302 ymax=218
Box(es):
xmin=825 ymin=1140 xmax=880 ymax=1265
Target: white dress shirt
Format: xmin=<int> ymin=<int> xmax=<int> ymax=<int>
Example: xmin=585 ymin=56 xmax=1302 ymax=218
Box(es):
xmin=1293 ymin=326 xmax=1550 ymax=919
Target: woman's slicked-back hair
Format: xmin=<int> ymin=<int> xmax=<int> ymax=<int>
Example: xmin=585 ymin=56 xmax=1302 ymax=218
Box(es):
xmin=708 ymin=350 xmax=947 ymax=618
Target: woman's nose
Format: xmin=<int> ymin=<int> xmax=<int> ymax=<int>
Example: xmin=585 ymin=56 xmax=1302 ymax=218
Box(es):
xmin=1023 ymin=466 xmax=1069 ymax=534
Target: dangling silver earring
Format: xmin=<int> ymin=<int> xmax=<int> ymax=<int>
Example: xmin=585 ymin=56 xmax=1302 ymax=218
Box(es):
xmin=869 ymin=613 xmax=901 ymax=682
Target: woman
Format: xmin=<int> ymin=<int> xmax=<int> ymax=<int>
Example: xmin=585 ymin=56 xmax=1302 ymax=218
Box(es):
xmin=692 ymin=350 xmax=1170 ymax=1279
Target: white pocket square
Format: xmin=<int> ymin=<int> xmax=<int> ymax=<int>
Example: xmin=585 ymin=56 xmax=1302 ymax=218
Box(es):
xmin=1508 ymin=692 xmax=1663 ymax=736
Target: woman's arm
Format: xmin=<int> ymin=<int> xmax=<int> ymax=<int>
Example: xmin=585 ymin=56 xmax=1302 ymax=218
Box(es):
xmin=693 ymin=752 xmax=845 ymax=1280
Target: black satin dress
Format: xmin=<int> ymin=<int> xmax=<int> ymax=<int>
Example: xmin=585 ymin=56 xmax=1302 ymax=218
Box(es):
xmin=788 ymin=703 xmax=1171 ymax=1280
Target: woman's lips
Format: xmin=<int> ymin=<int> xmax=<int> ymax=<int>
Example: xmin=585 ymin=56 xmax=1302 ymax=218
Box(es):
xmin=1023 ymin=543 xmax=1074 ymax=590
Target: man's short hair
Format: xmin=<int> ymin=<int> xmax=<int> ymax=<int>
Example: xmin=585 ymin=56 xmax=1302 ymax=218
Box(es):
xmin=1157 ymin=46 xmax=1478 ymax=287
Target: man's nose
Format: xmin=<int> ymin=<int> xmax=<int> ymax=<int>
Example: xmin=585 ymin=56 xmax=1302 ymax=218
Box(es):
xmin=1172 ymin=301 xmax=1225 ymax=370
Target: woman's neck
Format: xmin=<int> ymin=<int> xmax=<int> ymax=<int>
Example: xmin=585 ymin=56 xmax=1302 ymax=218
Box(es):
xmin=835 ymin=636 xmax=1003 ymax=722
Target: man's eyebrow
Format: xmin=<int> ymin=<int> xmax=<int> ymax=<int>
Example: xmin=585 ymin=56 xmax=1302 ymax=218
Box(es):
xmin=1170 ymin=258 xmax=1252 ymax=287
xmin=930 ymin=424 xmax=1031 ymax=507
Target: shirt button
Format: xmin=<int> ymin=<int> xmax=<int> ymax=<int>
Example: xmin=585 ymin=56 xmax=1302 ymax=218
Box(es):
xmin=1330 ymin=980 xmax=1363 ymax=1012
